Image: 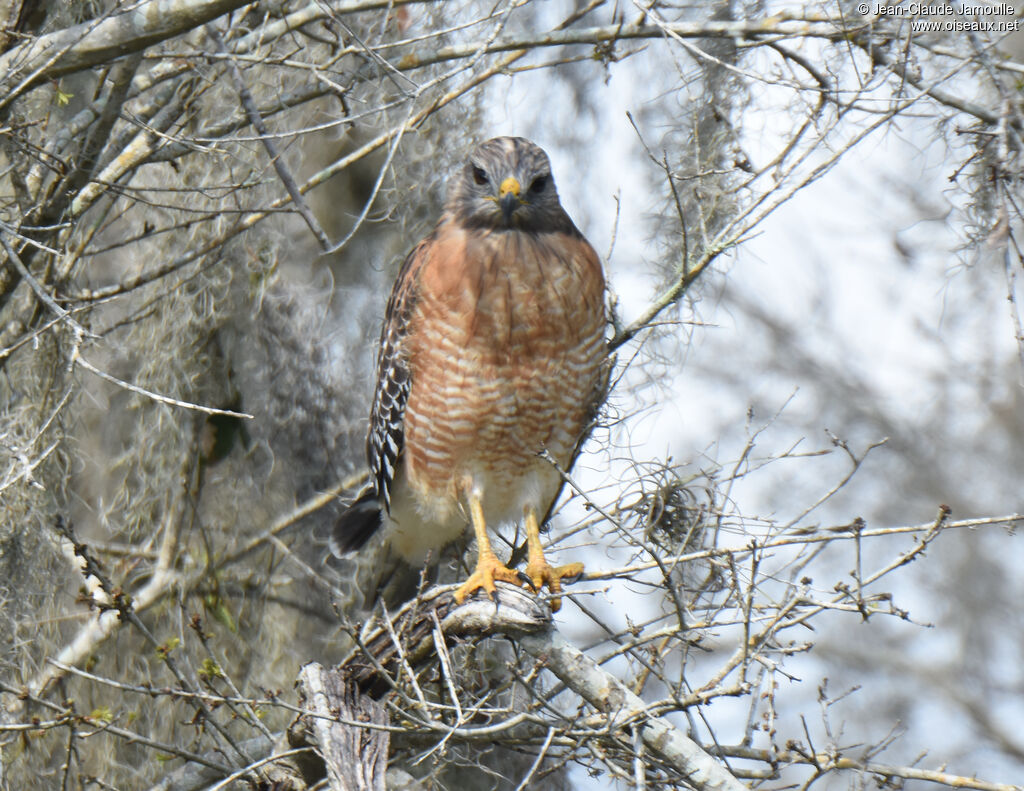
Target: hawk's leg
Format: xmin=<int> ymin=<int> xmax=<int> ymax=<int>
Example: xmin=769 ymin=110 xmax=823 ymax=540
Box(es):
xmin=453 ymin=491 xmax=525 ymax=604
xmin=523 ymin=505 xmax=584 ymax=613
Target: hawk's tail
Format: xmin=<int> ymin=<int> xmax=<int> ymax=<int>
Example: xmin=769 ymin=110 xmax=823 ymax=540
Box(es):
xmin=331 ymin=488 xmax=383 ymax=556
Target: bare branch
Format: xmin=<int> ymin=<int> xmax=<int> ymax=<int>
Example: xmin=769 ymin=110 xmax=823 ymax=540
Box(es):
xmin=516 ymin=626 xmax=748 ymax=791
xmin=0 ymin=0 xmax=253 ymax=105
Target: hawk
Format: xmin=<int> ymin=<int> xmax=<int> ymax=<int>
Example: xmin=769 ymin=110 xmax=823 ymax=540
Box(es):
xmin=333 ymin=136 xmax=607 ymax=611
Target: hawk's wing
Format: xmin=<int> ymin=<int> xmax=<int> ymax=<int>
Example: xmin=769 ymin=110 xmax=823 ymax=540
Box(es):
xmin=332 ymin=235 xmax=431 ymax=556
xmin=367 ymin=236 xmax=431 ymax=511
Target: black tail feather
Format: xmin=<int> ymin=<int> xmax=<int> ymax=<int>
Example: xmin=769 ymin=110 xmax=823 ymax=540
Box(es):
xmin=331 ymin=488 xmax=383 ymax=556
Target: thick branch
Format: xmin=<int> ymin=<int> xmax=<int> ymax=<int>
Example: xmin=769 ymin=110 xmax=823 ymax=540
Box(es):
xmin=519 ymin=627 xmax=749 ymax=791
xmin=345 ymin=582 xmax=550 ymax=695
xmin=0 ymin=0 xmax=251 ymax=105
xmin=397 ymin=18 xmax=850 ymax=72
xmin=347 ymin=584 xmax=747 ymax=791
xmin=295 ymin=664 xmax=389 ymax=791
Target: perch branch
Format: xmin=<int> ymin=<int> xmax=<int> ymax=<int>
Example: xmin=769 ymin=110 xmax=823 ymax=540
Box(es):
xmin=347 ymin=584 xmax=748 ymax=791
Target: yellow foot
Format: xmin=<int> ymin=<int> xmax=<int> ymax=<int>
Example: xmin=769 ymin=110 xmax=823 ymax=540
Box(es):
xmin=453 ymin=553 xmax=526 ymax=605
xmin=523 ymin=559 xmax=584 ymax=613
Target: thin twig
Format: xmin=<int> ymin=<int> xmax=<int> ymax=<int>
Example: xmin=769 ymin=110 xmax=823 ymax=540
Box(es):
xmin=0 ymin=226 xmax=94 ymax=340
xmin=73 ymin=352 xmax=254 ymax=418
xmin=207 ymin=26 xmax=332 ymax=250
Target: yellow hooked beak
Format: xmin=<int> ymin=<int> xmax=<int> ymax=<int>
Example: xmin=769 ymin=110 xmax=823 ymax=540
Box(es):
xmin=498 ymin=176 xmax=521 ymax=222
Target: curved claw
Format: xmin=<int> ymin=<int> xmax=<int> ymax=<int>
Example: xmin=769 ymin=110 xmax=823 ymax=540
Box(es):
xmin=517 ymin=570 xmax=538 ymax=592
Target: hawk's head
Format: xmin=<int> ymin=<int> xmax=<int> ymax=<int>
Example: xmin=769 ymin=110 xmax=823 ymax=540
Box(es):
xmin=445 ymin=137 xmax=576 ymax=234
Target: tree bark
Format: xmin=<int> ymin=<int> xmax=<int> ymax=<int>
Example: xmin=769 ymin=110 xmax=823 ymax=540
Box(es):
xmin=294 ymin=663 xmax=390 ymax=791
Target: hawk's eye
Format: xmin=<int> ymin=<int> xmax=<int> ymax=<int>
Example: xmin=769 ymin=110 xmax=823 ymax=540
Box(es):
xmin=472 ymin=166 xmax=488 ymax=186
xmin=529 ymin=175 xmax=548 ymax=194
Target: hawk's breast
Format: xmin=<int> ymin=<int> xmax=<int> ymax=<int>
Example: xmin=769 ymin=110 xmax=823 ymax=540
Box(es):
xmin=399 ymin=222 xmax=606 ymax=528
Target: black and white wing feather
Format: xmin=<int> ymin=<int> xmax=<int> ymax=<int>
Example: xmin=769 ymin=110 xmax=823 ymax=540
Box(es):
xmin=366 ymin=277 xmax=414 ymax=513
xmin=331 ymin=239 xmax=428 ymax=556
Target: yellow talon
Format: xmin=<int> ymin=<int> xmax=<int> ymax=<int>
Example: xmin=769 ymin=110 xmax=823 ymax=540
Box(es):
xmin=455 ymin=488 xmax=529 ymax=605
xmin=523 ymin=506 xmax=583 ymax=613
xmin=453 ymin=489 xmax=583 ymax=612
xmin=453 ymin=551 xmax=525 ymax=604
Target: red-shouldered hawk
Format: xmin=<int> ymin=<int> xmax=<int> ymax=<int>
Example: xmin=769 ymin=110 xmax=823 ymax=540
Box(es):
xmin=333 ymin=137 xmax=607 ymax=611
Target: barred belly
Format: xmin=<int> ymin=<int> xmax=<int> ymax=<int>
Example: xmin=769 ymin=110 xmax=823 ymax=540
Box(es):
xmin=387 ymin=227 xmax=606 ymax=560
